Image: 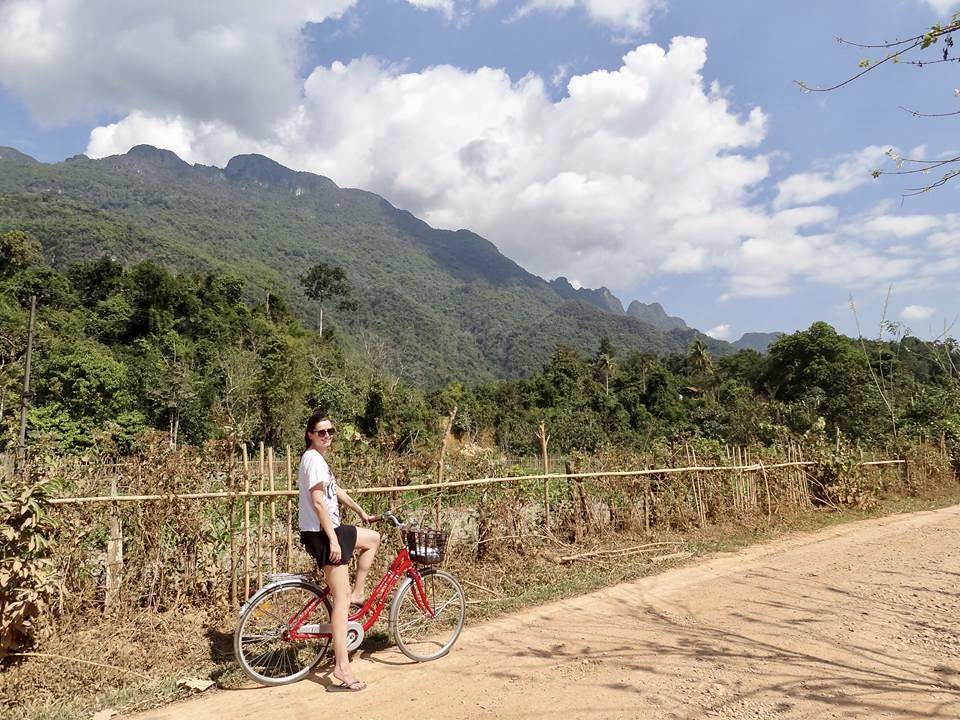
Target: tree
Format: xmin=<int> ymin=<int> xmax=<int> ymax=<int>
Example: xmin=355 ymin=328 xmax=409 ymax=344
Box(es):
xmin=299 ymin=262 xmax=356 ymax=337
xmin=798 ymin=13 xmax=960 ymax=194
xmin=762 ymin=321 xmax=887 ymax=439
xmin=0 ymin=231 xmax=42 ymax=278
xmin=593 ymin=335 xmax=617 ymax=396
xmin=687 ymin=338 xmax=714 ymax=377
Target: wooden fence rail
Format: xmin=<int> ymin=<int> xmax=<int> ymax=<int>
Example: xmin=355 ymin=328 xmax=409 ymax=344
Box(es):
xmin=46 ymin=459 xmax=905 ymax=504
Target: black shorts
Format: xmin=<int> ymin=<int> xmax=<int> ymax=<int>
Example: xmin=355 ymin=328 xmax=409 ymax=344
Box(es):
xmin=300 ymin=525 xmax=357 ymax=567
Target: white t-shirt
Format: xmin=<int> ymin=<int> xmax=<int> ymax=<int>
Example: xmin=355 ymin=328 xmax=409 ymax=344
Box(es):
xmin=298 ymin=449 xmax=341 ymax=531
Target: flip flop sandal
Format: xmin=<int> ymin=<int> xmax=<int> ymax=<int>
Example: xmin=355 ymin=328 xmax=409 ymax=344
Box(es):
xmin=331 ymin=679 xmax=366 ymax=692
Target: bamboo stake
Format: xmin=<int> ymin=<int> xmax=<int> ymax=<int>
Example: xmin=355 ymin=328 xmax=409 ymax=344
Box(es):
xmin=268 ymin=446 xmax=276 ymax=576
xmin=536 ymin=421 xmax=550 ymax=532
xmin=759 ymin=461 xmax=772 ymax=518
xmin=460 ymin=579 xmax=503 ymax=596
xmin=242 ymin=444 xmax=250 ymax=599
xmin=435 ymin=406 xmax=457 ymax=527
xmin=229 ymin=454 xmax=237 ymax=605
xmin=286 ymin=446 xmax=293 ymax=570
xmin=105 ymin=476 xmax=123 ymax=611
xmin=733 ymin=446 xmax=740 ymax=511
xmin=559 ymin=541 xmax=683 ymax=563
xmin=10 ymin=652 xmax=150 ymax=679
xmin=257 ymin=442 xmax=264 ymax=588
xmin=643 ymin=485 xmax=650 ymax=533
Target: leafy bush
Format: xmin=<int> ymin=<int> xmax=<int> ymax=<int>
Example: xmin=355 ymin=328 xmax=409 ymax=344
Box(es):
xmin=0 ymin=473 xmax=57 ymax=662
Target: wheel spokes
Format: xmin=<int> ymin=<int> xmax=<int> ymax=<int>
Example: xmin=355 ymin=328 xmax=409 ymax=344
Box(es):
xmin=237 ymin=585 xmax=331 ymax=683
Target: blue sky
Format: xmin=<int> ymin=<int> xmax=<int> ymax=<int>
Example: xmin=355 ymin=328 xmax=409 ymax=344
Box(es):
xmin=1 ymin=0 xmax=959 ymax=342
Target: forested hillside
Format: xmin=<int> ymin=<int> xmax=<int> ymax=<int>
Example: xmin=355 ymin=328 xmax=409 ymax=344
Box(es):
xmin=0 ymin=145 xmax=721 ymax=385
xmin=0 ymin=222 xmax=956 ymax=457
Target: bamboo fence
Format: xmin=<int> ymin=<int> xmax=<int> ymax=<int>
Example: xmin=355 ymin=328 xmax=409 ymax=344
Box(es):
xmin=40 ymin=441 xmax=909 ymax=608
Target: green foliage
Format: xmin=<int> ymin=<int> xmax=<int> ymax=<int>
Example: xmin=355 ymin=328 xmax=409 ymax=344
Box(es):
xmin=0 ymin=475 xmax=57 ymax=661
xmin=0 ymin=231 xmax=42 ymax=279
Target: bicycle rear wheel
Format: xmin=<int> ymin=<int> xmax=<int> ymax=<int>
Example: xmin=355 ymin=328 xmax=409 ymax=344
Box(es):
xmin=389 ymin=568 xmax=466 ymax=661
xmin=234 ymin=581 xmax=332 ymax=685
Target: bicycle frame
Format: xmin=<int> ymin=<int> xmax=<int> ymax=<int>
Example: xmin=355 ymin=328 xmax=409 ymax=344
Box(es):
xmin=286 ymin=546 xmax=435 ymax=641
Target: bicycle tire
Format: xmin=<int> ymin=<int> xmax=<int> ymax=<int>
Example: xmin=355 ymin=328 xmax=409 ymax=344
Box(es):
xmin=234 ymin=580 xmax=332 ymax=685
xmin=389 ymin=568 xmax=466 ymax=662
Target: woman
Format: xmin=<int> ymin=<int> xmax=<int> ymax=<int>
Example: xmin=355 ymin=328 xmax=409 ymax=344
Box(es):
xmin=298 ymin=413 xmax=380 ymax=692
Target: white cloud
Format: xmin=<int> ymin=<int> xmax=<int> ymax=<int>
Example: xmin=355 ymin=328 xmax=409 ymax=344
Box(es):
xmin=514 ymin=0 xmax=666 ymax=32
xmin=856 ymin=214 xmax=940 ymax=238
xmin=2 ymin=3 xmax=949 ymax=304
xmin=774 ymin=145 xmax=890 ymax=209
xmin=83 ymin=38 xmax=774 ymax=290
xmin=550 ymin=63 xmax=571 ymax=87
xmin=0 ymin=0 xmax=357 ymax=133
xmin=900 ymin=304 xmax=936 ymax=320
xmin=920 ymin=0 xmax=959 ymax=14
xmin=705 ymin=323 xmax=731 ymax=340
xmin=406 ymin=0 xmax=457 ymax=16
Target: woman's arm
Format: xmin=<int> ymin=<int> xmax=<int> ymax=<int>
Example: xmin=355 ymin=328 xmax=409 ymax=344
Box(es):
xmin=336 ymin=487 xmax=373 ymax=523
xmin=310 ymin=486 xmax=342 ymax=563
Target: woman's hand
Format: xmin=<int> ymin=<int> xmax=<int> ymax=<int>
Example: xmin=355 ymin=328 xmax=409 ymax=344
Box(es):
xmin=328 ymin=539 xmax=342 ymax=564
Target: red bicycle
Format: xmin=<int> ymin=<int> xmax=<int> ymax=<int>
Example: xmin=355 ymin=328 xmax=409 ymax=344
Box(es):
xmin=234 ymin=511 xmax=466 ymax=686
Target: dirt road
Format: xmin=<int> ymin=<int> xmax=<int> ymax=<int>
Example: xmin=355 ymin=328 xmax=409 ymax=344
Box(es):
xmin=135 ymin=506 xmax=960 ymax=720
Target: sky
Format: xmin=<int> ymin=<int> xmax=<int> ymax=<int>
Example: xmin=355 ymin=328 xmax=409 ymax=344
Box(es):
xmin=1 ymin=0 xmax=959 ymax=343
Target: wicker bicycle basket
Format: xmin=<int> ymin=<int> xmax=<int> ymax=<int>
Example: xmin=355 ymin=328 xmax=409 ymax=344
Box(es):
xmin=403 ymin=527 xmax=448 ymax=565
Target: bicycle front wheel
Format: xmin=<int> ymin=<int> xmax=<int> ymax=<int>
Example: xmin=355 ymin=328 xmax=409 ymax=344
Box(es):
xmin=234 ymin=581 xmax=332 ymax=686
xmin=389 ymin=568 xmax=466 ymax=661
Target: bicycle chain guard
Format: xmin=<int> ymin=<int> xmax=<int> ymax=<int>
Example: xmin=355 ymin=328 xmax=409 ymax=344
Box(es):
xmin=345 ymin=621 xmax=365 ymax=651
xmin=297 ymin=620 xmax=365 ymax=651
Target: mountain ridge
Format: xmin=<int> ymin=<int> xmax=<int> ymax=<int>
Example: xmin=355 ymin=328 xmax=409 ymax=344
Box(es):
xmin=0 ymin=144 xmax=732 ymax=383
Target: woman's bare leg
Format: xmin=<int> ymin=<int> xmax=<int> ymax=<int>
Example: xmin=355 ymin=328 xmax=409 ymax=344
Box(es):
xmin=323 ymin=563 xmax=365 ymax=689
xmin=350 ymin=528 xmax=381 ymax=604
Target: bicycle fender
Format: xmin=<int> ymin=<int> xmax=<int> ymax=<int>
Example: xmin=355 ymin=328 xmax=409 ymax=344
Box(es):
xmin=238 ymin=575 xmax=326 ymax=618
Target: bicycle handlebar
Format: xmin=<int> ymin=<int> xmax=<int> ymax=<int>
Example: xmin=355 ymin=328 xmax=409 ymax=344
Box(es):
xmin=367 ymin=510 xmax=403 ymax=528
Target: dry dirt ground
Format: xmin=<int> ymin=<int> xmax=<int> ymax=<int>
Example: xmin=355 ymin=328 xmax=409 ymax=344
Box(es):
xmin=133 ymin=505 xmax=960 ymax=720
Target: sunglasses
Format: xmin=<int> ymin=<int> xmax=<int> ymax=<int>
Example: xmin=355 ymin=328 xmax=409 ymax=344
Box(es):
xmin=310 ymin=428 xmax=336 ymax=437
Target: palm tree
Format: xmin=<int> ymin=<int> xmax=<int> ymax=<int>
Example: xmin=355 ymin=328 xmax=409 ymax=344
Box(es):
xmin=687 ymin=338 xmax=714 ymax=376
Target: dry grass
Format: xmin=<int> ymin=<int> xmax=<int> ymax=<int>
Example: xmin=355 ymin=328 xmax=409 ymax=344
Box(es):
xmin=2 ymin=438 xmax=956 ymax=720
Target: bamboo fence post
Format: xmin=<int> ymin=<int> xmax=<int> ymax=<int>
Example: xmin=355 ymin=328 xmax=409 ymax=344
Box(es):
xmin=742 ymin=447 xmax=749 ymax=509
xmin=733 ymin=446 xmax=741 ymax=511
xmin=435 ymin=406 xmax=457 ymax=527
xmin=229 ymin=456 xmax=237 ymax=606
xmin=105 ymin=475 xmax=123 ymax=611
xmin=258 ymin=442 xmax=265 ymax=587
xmin=268 ymin=446 xmax=276 ymax=576
xmin=536 ymin=422 xmax=550 ymax=532
xmin=760 ymin=460 xmax=772 ymax=518
xmin=687 ymin=443 xmax=706 ymax=526
xmin=786 ymin=444 xmax=795 ymax=506
xmin=286 ymin=446 xmax=293 ymax=569
xmin=798 ymin=445 xmax=810 ymax=507
xmin=242 ymin=444 xmax=251 ymax=599
xmin=643 ymin=483 xmax=651 ymax=533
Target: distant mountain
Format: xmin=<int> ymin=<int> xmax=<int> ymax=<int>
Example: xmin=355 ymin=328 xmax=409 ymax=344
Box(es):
xmin=0 ymin=147 xmax=38 ymax=164
xmin=626 ymin=301 xmax=689 ymax=332
xmin=733 ymin=332 xmax=783 ymax=353
xmin=0 ymin=144 xmax=732 ymax=384
xmin=549 ymin=277 xmax=624 ymax=314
